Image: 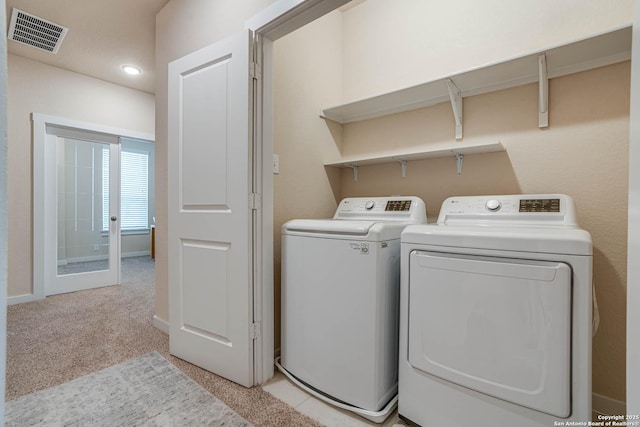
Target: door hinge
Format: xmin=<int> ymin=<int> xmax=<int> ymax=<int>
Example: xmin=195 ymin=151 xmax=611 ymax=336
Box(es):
xmin=249 ymin=193 xmax=261 ymax=210
xmin=250 ymin=322 xmax=262 ymax=339
xmin=250 ymin=60 xmax=262 ymax=80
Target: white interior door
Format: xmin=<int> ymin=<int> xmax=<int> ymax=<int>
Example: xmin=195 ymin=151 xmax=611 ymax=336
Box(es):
xmin=43 ymin=129 xmax=121 ymax=296
xmin=168 ymin=30 xmax=254 ymax=387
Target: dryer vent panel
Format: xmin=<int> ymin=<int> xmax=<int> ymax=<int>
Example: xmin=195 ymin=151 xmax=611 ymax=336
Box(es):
xmin=7 ymin=8 xmax=68 ymax=54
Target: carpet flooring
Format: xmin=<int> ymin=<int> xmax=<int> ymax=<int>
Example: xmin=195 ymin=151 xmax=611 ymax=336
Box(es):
xmin=6 ymin=352 xmax=252 ymax=426
xmin=6 ymin=257 xmax=322 ymax=427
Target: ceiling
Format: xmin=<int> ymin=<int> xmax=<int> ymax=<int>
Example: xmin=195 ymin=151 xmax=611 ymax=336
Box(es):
xmin=5 ymin=0 xmax=169 ymax=94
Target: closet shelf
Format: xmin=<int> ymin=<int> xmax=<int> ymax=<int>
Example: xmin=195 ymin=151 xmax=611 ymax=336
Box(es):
xmin=320 ymin=26 xmax=631 ymax=125
xmin=324 ymin=141 xmax=505 ymax=168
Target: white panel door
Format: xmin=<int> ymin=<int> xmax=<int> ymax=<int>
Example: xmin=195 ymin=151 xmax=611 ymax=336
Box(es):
xmin=168 ymin=30 xmax=254 ymax=387
xmin=49 ymin=139 xmax=120 ymax=295
xmin=38 ymin=127 xmax=121 ymax=297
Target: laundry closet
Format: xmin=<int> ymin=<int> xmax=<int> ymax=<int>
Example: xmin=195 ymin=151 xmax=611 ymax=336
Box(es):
xmin=272 ymin=0 xmax=630 ymax=420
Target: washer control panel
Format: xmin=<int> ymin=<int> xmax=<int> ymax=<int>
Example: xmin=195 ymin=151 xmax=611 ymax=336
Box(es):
xmin=334 ymin=196 xmax=427 ymax=223
xmin=437 ymin=194 xmax=576 ymax=226
xmin=519 ymin=198 xmax=560 ymax=212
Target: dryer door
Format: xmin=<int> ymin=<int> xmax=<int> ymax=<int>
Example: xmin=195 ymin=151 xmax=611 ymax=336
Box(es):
xmin=408 ymin=251 xmax=571 ymax=417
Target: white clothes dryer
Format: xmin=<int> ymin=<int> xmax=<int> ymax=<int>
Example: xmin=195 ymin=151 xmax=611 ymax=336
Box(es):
xmin=399 ymin=194 xmax=592 ymax=427
xmin=279 ymin=196 xmax=427 ymax=423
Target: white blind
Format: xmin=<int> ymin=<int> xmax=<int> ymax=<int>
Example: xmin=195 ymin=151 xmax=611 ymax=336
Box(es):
xmin=102 ymin=148 xmax=149 ymax=231
xmin=102 ymin=149 xmax=109 ymax=231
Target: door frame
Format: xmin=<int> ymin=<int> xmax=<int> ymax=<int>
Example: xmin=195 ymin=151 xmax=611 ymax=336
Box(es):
xmin=27 ymin=113 xmax=154 ymax=305
xmin=244 ymin=0 xmax=349 ymax=385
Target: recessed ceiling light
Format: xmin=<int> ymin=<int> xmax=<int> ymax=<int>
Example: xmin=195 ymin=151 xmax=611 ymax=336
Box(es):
xmin=121 ymin=65 xmax=142 ymax=75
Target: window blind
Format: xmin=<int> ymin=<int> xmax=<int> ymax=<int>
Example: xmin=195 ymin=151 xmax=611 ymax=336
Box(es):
xmin=102 ymin=148 xmax=149 ymax=231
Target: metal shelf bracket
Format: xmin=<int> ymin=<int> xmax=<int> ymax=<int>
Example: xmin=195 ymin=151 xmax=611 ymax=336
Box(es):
xmin=538 ymin=53 xmax=549 ymax=128
xmin=446 ymin=78 xmax=463 ymax=140
xmin=350 ymin=164 xmax=359 ymax=182
xmin=395 ymin=159 xmax=408 ymax=178
xmin=454 ymin=151 xmax=464 ymax=175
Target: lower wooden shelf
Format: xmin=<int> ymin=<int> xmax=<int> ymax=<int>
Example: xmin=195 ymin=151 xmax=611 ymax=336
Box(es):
xmin=325 ymin=141 xmax=504 ymax=177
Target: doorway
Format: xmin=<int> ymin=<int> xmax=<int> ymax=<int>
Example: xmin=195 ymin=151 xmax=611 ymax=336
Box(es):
xmin=33 ymin=113 xmax=154 ymax=300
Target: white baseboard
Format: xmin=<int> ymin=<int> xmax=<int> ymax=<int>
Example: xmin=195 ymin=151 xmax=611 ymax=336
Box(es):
xmin=153 ymin=315 xmax=169 ymax=335
xmin=7 ymin=293 xmax=42 ymax=306
xmin=62 ymin=251 xmax=151 ymax=264
xmin=66 ymin=254 xmax=109 ymax=263
xmin=122 ymin=251 xmax=151 ymax=258
xmin=593 ymin=392 xmax=626 ymax=416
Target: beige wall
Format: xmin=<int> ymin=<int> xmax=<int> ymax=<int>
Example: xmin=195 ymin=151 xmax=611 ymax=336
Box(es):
xmin=7 ymin=54 xmax=155 ymax=297
xmin=154 ymin=0 xmax=278 ymax=321
xmin=1 ymin=1 xmax=9 ymax=407
xmin=341 ymin=0 xmax=632 ymax=101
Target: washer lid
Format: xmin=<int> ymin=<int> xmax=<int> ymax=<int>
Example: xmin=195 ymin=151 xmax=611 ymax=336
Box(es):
xmin=283 ymin=219 xmax=414 ymax=240
xmin=402 ymin=224 xmax=592 ymax=255
xmin=283 ymin=219 xmax=377 ymax=235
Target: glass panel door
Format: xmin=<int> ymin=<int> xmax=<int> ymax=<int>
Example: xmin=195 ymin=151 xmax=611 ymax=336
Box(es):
xmin=49 ymin=137 xmax=119 ymax=295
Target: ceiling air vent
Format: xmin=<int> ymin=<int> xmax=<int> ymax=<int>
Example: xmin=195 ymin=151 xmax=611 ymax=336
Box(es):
xmin=7 ymin=8 xmax=68 ymax=54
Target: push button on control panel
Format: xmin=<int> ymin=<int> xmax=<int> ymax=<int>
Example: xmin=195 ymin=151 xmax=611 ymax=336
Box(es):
xmin=485 ymin=199 xmax=502 ymax=212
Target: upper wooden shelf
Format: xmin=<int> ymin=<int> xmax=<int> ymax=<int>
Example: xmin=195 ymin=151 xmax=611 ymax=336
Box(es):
xmin=320 ymin=26 xmax=631 ymax=124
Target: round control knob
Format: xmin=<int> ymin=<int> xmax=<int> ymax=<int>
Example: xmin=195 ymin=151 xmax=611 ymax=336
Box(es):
xmin=364 ymin=200 xmax=375 ymax=210
xmin=485 ymin=199 xmax=502 ymax=212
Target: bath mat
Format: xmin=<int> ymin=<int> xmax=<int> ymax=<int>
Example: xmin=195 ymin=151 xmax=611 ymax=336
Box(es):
xmin=5 ymin=351 xmax=253 ymax=426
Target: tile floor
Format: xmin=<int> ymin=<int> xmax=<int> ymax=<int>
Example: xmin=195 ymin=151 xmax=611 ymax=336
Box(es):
xmin=262 ymin=371 xmax=407 ymax=427
xmin=264 ymin=372 xmax=603 ymax=426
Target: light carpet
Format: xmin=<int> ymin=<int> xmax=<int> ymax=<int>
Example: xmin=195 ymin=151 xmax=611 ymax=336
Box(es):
xmin=5 ymin=352 xmax=253 ymax=427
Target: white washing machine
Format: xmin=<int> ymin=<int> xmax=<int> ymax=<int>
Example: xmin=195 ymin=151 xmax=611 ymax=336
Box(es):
xmin=399 ymin=194 xmax=592 ymax=427
xmin=278 ymin=196 xmax=427 ymax=422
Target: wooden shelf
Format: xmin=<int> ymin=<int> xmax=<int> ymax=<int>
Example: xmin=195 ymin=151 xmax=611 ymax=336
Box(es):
xmin=325 ymin=141 xmax=504 ymax=167
xmin=320 ymin=26 xmax=631 ymax=125
xmin=325 ymin=141 xmax=505 ymax=177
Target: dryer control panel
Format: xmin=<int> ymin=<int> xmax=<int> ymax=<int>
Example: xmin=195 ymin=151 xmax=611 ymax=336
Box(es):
xmin=437 ymin=194 xmax=578 ymax=227
xmin=334 ymin=196 xmax=427 ymax=223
